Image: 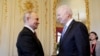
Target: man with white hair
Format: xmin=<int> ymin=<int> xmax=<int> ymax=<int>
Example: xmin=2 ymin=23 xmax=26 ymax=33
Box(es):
xmin=56 ymin=5 xmax=90 ymax=56
xmin=16 ymin=11 xmax=44 ymax=56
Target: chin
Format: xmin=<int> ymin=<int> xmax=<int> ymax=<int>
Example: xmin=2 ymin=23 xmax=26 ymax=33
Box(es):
xmin=35 ymin=27 xmax=38 ymax=29
xmin=60 ymin=22 xmax=64 ymax=25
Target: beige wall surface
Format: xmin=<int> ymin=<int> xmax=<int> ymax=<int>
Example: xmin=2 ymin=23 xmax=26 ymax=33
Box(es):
xmin=89 ymin=0 xmax=100 ymax=41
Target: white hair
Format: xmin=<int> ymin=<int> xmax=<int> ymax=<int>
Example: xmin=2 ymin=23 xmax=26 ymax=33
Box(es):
xmin=57 ymin=5 xmax=73 ymax=17
xmin=23 ymin=11 xmax=32 ymax=23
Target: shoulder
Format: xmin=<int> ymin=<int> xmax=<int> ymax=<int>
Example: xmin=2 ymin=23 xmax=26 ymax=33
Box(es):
xmin=72 ymin=20 xmax=86 ymax=29
xmin=17 ymin=27 xmax=34 ymax=40
xmin=71 ymin=20 xmax=84 ymax=26
xmin=75 ymin=21 xmax=85 ymax=26
xmin=20 ymin=27 xmax=33 ymax=35
xmin=73 ymin=21 xmax=88 ymax=35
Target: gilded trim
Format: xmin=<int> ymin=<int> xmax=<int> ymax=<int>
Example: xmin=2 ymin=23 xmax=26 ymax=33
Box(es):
xmin=18 ymin=0 xmax=38 ymax=13
xmin=52 ymin=0 xmax=59 ymax=55
xmin=85 ymin=0 xmax=90 ymax=31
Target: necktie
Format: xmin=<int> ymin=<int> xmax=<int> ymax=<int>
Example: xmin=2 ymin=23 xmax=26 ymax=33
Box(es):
xmin=61 ymin=26 xmax=67 ymax=37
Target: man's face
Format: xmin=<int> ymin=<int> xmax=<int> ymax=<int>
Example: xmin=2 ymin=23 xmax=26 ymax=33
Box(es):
xmin=29 ymin=13 xmax=39 ymax=29
xmin=56 ymin=8 xmax=68 ymax=25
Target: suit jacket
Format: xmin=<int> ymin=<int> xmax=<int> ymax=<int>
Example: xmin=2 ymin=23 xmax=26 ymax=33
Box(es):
xmin=58 ymin=20 xmax=90 ymax=56
xmin=16 ymin=27 xmax=44 ymax=56
xmin=95 ymin=41 xmax=100 ymax=56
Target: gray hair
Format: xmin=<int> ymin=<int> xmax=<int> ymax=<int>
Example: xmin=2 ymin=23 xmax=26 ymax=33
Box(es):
xmin=57 ymin=5 xmax=73 ymax=17
xmin=23 ymin=11 xmax=33 ymax=23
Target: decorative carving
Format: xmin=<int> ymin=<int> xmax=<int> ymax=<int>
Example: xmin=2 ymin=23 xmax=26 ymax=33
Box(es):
xmin=18 ymin=0 xmax=38 ymax=13
xmin=24 ymin=1 xmax=34 ymax=12
xmin=85 ymin=0 xmax=90 ymax=31
xmin=18 ymin=0 xmax=33 ymax=12
xmin=52 ymin=0 xmax=59 ymax=55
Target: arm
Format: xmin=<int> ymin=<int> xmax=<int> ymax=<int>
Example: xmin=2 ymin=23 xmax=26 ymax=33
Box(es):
xmin=74 ymin=23 xmax=90 ymax=56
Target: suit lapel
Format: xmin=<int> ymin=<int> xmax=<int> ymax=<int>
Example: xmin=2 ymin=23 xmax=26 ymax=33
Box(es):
xmin=60 ymin=20 xmax=76 ymax=45
xmin=24 ymin=27 xmax=40 ymax=44
xmin=23 ymin=27 xmax=44 ymax=54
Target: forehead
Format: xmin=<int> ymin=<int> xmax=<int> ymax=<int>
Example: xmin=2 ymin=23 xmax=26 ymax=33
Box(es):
xmin=90 ymin=33 xmax=95 ymax=35
xmin=57 ymin=7 xmax=67 ymax=14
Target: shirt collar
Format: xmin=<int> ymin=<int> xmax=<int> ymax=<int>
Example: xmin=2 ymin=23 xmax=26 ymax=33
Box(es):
xmin=65 ymin=18 xmax=73 ymax=27
xmin=24 ymin=24 xmax=35 ymax=33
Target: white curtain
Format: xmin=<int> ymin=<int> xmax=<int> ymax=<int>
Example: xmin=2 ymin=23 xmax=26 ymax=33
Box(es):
xmin=0 ymin=0 xmax=59 ymax=56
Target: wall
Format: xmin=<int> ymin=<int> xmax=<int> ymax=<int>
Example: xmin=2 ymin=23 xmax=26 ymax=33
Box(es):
xmin=0 ymin=0 xmax=100 ymax=56
xmin=89 ymin=0 xmax=100 ymax=41
xmin=0 ymin=0 xmax=58 ymax=56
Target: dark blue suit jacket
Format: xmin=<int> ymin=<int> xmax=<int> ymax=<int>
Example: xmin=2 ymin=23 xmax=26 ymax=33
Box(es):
xmin=58 ymin=20 xmax=90 ymax=56
xmin=16 ymin=27 xmax=44 ymax=56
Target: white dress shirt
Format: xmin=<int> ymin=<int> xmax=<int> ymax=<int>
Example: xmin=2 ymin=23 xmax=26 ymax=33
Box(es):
xmin=24 ymin=24 xmax=35 ymax=33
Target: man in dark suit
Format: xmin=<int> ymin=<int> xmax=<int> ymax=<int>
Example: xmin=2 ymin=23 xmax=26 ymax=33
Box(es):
xmin=56 ymin=5 xmax=90 ymax=56
xmin=16 ymin=11 xmax=44 ymax=56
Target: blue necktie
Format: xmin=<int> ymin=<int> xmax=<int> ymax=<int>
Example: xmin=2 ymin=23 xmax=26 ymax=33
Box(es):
xmin=61 ymin=26 xmax=67 ymax=37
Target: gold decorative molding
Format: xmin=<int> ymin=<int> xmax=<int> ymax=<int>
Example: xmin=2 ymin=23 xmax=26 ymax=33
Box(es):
xmin=52 ymin=0 xmax=59 ymax=55
xmin=85 ymin=0 xmax=90 ymax=31
xmin=24 ymin=1 xmax=34 ymax=12
xmin=18 ymin=0 xmax=38 ymax=13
